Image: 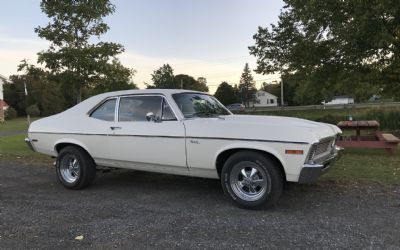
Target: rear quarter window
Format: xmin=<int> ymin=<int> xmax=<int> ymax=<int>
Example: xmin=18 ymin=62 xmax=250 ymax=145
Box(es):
xmin=90 ymin=98 xmax=116 ymax=121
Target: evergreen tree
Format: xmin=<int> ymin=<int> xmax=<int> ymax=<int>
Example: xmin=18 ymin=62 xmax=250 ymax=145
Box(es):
xmin=238 ymin=63 xmax=257 ymax=107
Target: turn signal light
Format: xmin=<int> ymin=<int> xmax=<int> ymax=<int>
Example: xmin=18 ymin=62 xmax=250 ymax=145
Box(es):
xmin=285 ymin=149 xmax=304 ymax=155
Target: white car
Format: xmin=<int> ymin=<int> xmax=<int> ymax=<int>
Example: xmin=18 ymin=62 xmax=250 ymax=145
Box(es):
xmin=25 ymin=89 xmax=342 ymax=209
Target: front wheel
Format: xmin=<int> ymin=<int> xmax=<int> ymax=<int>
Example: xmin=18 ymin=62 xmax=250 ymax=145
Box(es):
xmin=221 ymin=151 xmax=283 ymax=209
xmin=56 ymin=146 xmax=96 ymax=190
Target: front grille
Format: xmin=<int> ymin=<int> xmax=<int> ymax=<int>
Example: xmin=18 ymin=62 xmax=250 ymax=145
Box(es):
xmin=315 ymin=139 xmax=332 ymax=155
xmin=306 ymin=137 xmax=335 ymax=163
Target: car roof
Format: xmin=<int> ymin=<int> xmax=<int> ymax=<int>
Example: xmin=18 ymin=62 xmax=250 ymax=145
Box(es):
xmin=101 ymin=88 xmax=205 ymax=97
xmin=63 ymin=89 xmax=208 ymax=116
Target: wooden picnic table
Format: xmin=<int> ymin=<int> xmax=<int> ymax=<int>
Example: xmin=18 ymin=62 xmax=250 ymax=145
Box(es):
xmin=336 ymin=120 xmax=399 ymax=155
xmin=337 ymin=120 xmax=380 ymax=140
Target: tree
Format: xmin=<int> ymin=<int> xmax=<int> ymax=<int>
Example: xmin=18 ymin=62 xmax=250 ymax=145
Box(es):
xmin=174 ymin=75 xmax=209 ymax=92
xmin=238 ymin=63 xmax=257 ymax=107
xmin=195 ymin=77 xmax=209 ymax=92
xmin=260 ymin=82 xmax=280 ymax=97
xmin=26 ymin=105 xmax=40 ymax=117
xmin=148 ymin=64 xmax=175 ymax=89
xmin=90 ymin=59 xmax=138 ymax=95
xmin=214 ymin=82 xmax=238 ymax=105
xmin=148 ymin=64 xmax=209 ymax=92
xmin=4 ymin=62 xmax=67 ymax=116
xmin=35 ymin=0 xmax=135 ymax=103
xmin=232 ymin=84 xmax=241 ymax=102
xmin=249 ymin=0 xmax=400 ymax=102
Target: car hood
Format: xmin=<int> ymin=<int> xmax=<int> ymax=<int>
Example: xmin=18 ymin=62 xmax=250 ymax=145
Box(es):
xmin=184 ymin=115 xmax=342 ymax=144
xmin=228 ymin=115 xmax=340 ymax=133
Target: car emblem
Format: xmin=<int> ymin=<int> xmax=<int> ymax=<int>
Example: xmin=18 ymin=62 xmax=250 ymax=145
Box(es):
xmin=190 ymin=140 xmax=200 ymax=144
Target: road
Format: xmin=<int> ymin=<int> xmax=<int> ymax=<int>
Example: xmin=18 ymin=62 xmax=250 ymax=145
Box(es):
xmin=0 ymin=161 xmax=399 ymax=249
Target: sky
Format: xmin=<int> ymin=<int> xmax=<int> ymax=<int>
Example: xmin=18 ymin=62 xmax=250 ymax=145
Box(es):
xmin=0 ymin=0 xmax=284 ymax=93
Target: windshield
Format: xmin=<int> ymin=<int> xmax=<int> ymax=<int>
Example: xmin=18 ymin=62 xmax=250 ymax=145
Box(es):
xmin=172 ymin=93 xmax=231 ymax=118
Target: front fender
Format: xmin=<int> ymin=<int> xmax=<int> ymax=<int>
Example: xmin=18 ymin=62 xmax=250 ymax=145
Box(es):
xmin=214 ymin=142 xmax=288 ymax=172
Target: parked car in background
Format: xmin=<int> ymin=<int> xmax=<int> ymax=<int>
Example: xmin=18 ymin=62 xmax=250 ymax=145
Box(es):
xmin=226 ymin=103 xmax=245 ymax=112
xmin=25 ymin=89 xmax=342 ymax=209
xmin=322 ymin=96 xmax=354 ymax=105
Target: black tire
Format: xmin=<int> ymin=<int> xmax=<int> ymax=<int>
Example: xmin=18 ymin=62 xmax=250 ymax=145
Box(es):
xmin=221 ymin=151 xmax=283 ymax=209
xmin=56 ymin=146 xmax=96 ymax=190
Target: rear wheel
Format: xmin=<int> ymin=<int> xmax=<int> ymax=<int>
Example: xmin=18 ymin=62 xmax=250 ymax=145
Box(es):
xmin=221 ymin=151 xmax=283 ymax=209
xmin=56 ymin=146 xmax=96 ymax=189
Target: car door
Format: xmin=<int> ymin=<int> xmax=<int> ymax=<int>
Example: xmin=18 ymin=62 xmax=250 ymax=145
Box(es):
xmin=107 ymin=95 xmax=188 ymax=175
xmin=85 ymin=97 xmax=117 ymax=163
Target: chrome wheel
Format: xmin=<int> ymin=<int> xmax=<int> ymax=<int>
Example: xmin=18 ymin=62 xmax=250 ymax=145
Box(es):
xmin=59 ymin=154 xmax=80 ymax=184
xmin=230 ymin=161 xmax=268 ymax=201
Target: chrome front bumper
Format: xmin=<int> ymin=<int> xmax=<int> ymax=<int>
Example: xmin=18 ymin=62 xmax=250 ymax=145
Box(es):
xmin=24 ymin=138 xmax=36 ymax=152
xmin=298 ymin=146 xmax=343 ymax=183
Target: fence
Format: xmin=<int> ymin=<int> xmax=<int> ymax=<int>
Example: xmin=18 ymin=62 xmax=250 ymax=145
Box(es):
xmin=244 ymin=102 xmax=400 ymax=113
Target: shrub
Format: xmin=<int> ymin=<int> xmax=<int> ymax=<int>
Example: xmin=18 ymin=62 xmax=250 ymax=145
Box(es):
xmin=26 ymin=104 xmax=40 ymax=117
xmin=364 ymin=109 xmax=400 ymax=130
xmin=5 ymin=107 xmax=17 ymax=119
xmin=315 ymin=114 xmax=342 ymax=125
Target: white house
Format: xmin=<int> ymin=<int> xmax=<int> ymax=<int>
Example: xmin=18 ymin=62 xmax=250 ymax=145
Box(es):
xmin=0 ymin=74 xmax=5 ymax=101
xmin=250 ymin=90 xmax=278 ymax=107
xmin=0 ymin=100 xmax=9 ymax=111
xmin=0 ymin=75 xmax=7 ymax=121
xmin=323 ymin=96 xmax=354 ymax=105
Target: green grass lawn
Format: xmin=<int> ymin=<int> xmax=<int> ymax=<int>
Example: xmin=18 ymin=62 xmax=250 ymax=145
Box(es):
xmin=0 ymin=117 xmax=34 ymax=132
xmin=322 ymin=148 xmax=400 ymax=184
xmin=0 ymin=134 xmax=52 ymax=164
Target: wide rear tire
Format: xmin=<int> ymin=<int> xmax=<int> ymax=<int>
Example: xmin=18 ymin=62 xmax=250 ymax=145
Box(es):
xmin=56 ymin=146 xmax=96 ymax=190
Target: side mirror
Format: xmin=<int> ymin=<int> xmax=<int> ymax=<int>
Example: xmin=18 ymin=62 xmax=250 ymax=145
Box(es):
xmin=146 ymin=112 xmax=160 ymax=122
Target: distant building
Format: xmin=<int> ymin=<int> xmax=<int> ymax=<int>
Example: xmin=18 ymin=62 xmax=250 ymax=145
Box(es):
xmin=0 ymin=100 xmax=9 ymax=111
xmin=0 ymin=74 xmax=5 ymax=100
xmin=250 ymin=90 xmax=278 ymax=107
xmin=0 ymin=74 xmax=8 ymax=121
xmin=323 ymin=96 xmax=355 ymax=105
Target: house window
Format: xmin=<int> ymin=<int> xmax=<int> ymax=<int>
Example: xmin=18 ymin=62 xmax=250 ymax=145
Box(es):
xmin=270 ymin=99 xmax=274 ymax=104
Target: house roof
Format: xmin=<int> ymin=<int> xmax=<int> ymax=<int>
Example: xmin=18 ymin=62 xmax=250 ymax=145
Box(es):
xmin=333 ymin=95 xmax=353 ymax=99
xmin=0 ymin=100 xmax=9 ymax=107
xmin=0 ymin=74 xmax=8 ymax=83
xmin=257 ymin=90 xmax=278 ymax=98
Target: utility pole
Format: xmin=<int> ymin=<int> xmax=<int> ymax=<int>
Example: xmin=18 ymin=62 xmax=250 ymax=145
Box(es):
xmin=24 ymin=80 xmax=31 ymax=125
xmin=0 ymin=79 xmax=4 ymax=123
xmin=280 ymin=78 xmax=284 ymax=107
xmin=180 ymin=79 xmax=183 ymax=89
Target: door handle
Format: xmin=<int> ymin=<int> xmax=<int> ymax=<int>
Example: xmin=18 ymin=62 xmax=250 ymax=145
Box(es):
xmin=110 ymin=126 xmax=122 ymax=130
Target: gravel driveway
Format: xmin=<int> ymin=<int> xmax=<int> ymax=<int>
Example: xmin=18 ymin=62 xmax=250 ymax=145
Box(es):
xmin=0 ymin=160 xmax=399 ymax=249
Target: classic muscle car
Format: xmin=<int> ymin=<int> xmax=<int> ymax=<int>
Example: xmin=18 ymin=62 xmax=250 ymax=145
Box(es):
xmin=25 ymin=89 xmax=342 ymax=209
